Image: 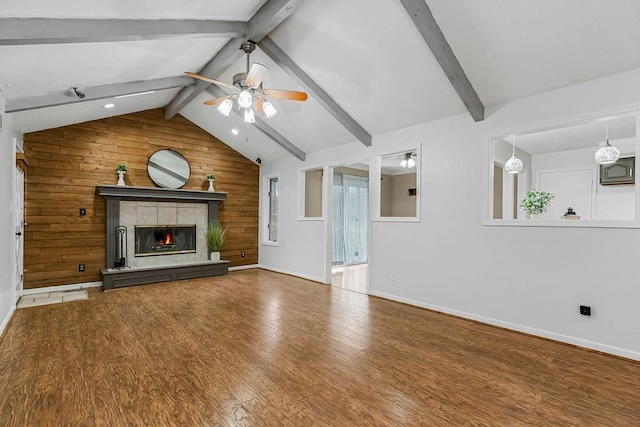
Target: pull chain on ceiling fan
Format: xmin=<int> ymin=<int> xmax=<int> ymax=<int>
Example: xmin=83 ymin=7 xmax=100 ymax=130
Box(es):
xmin=185 ymin=41 xmax=309 ymax=123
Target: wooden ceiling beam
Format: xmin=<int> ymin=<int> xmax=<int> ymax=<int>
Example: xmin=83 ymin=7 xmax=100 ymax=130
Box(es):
xmin=0 ymin=18 xmax=246 ymax=45
xmin=259 ymin=36 xmax=372 ymax=146
xmin=398 ymin=0 xmax=485 ymax=122
xmin=5 ymin=76 xmax=192 ymax=113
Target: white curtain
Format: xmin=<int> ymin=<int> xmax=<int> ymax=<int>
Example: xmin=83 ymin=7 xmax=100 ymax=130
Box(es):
xmin=333 ymin=172 xmax=368 ymax=265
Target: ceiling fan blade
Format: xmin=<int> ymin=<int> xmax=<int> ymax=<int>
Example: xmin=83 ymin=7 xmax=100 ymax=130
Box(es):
xmin=203 ymin=95 xmax=233 ymax=106
xmin=245 ymin=63 xmax=269 ymax=88
xmin=256 ymin=97 xmax=266 ymax=116
xmin=262 ymin=89 xmax=308 ymax=101
xmin=185 ymin=72 xmax=236 ymax=89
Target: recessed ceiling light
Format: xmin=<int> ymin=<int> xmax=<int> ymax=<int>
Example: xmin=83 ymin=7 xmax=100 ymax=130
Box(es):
xmin=104 ymin=103 xmax=115 ymax=109
xmin=231 ymin=128 xmax=239 ymax=135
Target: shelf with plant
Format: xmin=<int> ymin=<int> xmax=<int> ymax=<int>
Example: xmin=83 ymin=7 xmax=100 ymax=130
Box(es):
xmin=520 ymin=189 xmax=554 ymax=217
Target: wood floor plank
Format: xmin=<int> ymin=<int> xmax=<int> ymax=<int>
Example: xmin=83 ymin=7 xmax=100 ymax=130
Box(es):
xmin=0 ymin=269 xmax=639 ymax=425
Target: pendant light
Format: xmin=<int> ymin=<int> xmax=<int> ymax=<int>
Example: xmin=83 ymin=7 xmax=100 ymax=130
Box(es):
xmin=504 ymin=136 xmax=523 ymax=174
xmin=594 ymin=121 xmax=620 ymax=165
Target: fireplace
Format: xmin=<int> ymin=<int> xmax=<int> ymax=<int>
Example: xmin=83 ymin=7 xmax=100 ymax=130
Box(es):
xmin=135 ymin=225 xmax=196 ymax=257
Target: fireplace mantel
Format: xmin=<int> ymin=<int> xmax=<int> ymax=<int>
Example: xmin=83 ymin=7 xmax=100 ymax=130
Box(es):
xmin=97 ymin=185 xmax=227 ymax=203
xmin=97 ymin=185 xmax=228 ymax=289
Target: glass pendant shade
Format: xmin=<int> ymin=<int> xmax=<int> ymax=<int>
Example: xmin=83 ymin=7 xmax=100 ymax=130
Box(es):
xmin=594 ymin=139 xmax=620 ymax=164
xmin=505 ymin=136 xmax=523 ymax=174
xmin=217 ymin=99 xmax=233 ymax=117
xmin=262 ymin=100 xmax=278 ymax=118
xmin=237 ymin=90 xmax=253 ymax=109
xmin=505 ymin=155 xmax=523 ymax=174
xmin=243 ymin=108 xmax=256 ymax=124
xmin=595 ymin=121 xmax=620 ymax=165
xmin=407 ymin=158 xmax=415 ymax=168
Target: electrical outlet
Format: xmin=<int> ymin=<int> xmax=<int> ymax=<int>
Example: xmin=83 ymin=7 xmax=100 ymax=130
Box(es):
xmin=241 ymin=251 xmax=246 ymax=257
xmin=79 ymin=208 xmax=87 ymax=216
xmin=78 ymin=264 xmax=85 ymax=272
xmin=579 ymin=305 xmax=591 ymax=316
xmin=391 ymin=271 xmax=396 ymax=281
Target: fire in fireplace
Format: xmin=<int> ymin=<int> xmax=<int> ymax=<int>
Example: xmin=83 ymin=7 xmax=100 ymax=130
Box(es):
xmin=135 ymin=225 xmax=196 ymax=257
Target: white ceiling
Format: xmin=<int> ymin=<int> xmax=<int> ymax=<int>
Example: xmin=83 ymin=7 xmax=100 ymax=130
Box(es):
xmin=3 ymin=0 xmax=640 ymax=163
xmin=501 ymin=114 xmax=637 ymax=156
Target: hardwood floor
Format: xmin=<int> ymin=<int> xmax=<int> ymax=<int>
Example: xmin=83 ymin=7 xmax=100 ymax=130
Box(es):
xmin=0 ymin=270 xmax=638 ymax=425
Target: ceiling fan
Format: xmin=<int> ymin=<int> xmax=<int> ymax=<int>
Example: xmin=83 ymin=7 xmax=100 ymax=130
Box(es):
xmin=185 ymin=41 xmax=308 ymax=123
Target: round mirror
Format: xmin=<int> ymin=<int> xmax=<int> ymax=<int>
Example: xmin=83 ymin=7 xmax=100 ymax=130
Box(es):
xmin=147 ymin=149 xmax=191 ymax=189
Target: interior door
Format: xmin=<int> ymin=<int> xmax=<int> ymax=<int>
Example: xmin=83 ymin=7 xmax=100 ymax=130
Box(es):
xmin=14 ymin=167 xmax=24 ymax=300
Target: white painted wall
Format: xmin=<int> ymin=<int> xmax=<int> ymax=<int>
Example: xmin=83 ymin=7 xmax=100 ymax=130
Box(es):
xmin=0 ymin=99 xmax=21 ymax=336
xmin=259 ymin=67 xmax=640 ymax=360
xmin=531 ymin=140 xmax=636 ymax=220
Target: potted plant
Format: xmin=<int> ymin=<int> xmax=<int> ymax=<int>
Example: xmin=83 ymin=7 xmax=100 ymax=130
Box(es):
xmin=116 ymin=164 xmax=127 ymax=186
xmin=204 ymin=223 xmax=227 ymax=261
xmin=206 ymin=173 xmax=216 ymax=191
xmin=520 ymin=189 xmax=554 ymax=218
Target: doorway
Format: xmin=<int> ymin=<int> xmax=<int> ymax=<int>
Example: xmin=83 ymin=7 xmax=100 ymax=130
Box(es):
xmin=14 ymin=167 xmax=24 ymax=301
xmin=331 ymin=162 xmax=369 ymax=294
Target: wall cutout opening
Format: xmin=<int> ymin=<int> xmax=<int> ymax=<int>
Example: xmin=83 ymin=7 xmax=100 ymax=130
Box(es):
xmin=489 ymin=110 xmax=639 ymax=224
xmin=301 ymin=168 xmax=323 ymax=218
xmin=379 ymin=150 xmax=419 ymax=219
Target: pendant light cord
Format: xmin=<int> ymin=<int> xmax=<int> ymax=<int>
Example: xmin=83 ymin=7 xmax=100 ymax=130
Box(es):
xmin=512 ymin=136 xmax=516 ymax=156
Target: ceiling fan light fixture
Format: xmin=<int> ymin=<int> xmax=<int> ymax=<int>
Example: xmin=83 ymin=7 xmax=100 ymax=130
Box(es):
xmin=262 ymin=100 xmax=278 ymax=118
xmin=237 ymin=90 xmax=253 ymax=109
xmin=400 ymin=153 xmax=415 ymax=168
xmin=217 ymin=98 xmax=233 ymax=117
xmin=243 ymin=108 xmax=256 ymax=124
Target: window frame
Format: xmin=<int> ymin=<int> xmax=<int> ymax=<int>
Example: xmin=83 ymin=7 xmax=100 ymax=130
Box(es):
xmin=373 ymin=145 xmax=422 ymax=223
xmin=262 ymin=174 xmax=280 ymax=246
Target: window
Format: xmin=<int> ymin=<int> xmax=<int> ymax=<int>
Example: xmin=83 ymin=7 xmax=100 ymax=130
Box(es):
xmin=268 ymin=177 xmax=279 ymax=242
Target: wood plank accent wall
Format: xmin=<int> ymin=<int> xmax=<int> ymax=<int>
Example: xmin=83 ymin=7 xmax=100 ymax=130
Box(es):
xmin=23 ymin=109 xmax=259 ymax=289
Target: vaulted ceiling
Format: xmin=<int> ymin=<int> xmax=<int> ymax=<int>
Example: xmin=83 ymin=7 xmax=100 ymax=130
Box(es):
xmin=2 ymin=0 xmax=640 ymax=163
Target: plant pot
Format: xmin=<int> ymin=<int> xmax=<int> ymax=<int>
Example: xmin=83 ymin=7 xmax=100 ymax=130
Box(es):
xmin=117 ymin=170 xmax=126 ymax=186
xmin=208 ymin=179 xmax=215 ymax=192
xmin=210 ymin=251 xmax=220 ymax=261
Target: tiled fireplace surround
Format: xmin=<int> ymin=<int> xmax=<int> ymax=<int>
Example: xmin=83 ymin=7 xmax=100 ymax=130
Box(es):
xmin=97 ymin=185 xmax=228 ymax=289
xmin=120 ymin=201 xmax=208 ymax=268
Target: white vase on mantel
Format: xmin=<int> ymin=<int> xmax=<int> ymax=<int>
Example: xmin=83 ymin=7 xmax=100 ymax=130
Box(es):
xmin=210 ymin=251 xmax=220 ymax=262
xmin=117 ymin=170 xmax=126 ymax=186
xmin=530 ymin=212 xmax=542 ymax=219
xmin=208 ymin=179 xmax=215 ymax=192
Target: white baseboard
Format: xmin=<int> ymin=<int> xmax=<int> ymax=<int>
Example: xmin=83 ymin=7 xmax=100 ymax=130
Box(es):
xmin=257 ymin=265 xmax=327 ymax=284
xmin=0 ymin=305 xmax=16 ymax=339
xmin=229 ymin=264 xmax=259 ymax=272
xmin=21 ymin=281 xmax=102 ymax=296
xmin=369 ymin=290 xmax=640 ymax=362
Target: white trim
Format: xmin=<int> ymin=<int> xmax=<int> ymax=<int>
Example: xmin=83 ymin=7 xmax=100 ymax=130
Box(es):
xmin=21 ymin=281 xmax=102 ymax=296
xmin=258 ymin=264 xmax=327 ymax=284
xmin=370 ymin=290 xmax=640 ymax=361
xmin=0 ymin=305 xmax=15 ymax=339
xmin=261 ymin=173 xmax=280 ymax=245
xmin=229 ymin=264 xmax=259 ymax=272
